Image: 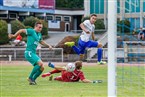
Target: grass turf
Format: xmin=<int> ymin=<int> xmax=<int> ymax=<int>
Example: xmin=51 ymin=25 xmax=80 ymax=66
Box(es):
xmin=0 ymin=64 xmax=144 ymax=97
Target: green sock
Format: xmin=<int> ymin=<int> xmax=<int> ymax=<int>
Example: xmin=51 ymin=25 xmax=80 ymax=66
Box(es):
xmin=29 ymin=65 xmax=41 ymax=79
xmin=33 ymin=69 xmax=43 ymax=81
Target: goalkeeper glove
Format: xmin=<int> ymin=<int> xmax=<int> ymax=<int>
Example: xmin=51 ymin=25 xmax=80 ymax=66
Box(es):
xmin=92 ymin=80 xmax=103 ymax=83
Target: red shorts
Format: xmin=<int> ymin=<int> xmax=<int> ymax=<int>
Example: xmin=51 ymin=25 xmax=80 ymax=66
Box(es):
xmin=54 ymin=71 xmax=66 ymax=82
xmin=54 ymin=76 xmax=63 ymax=81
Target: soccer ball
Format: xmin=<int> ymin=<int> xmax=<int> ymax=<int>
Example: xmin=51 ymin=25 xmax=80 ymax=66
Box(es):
xmin=66 ymin=63 xmax=75 ymax=72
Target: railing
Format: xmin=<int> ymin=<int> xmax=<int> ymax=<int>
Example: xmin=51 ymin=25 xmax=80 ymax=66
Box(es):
xmin=71 ymin=29 xmax=107 ymax=33
xmin=87 ymin=45 xmax=145 ymax=63
xmin=87 ymin=48 xmax=124 ymax=62
xmin=0 ymin=48 xmax=64 ymax=62
xmin=123 ymin=41 xmax=145 ymax=62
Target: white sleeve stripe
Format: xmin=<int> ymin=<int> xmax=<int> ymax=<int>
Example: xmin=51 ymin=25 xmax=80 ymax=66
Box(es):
xmin=25 ymin=29 xmax=27 ymax=35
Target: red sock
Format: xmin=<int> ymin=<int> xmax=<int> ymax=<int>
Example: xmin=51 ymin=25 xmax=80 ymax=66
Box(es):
xmin=50 ymin=69 xmax=61 ymax=74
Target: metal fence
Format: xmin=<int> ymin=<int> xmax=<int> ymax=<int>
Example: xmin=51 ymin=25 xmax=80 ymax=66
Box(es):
xmin=0 ymin=48 xmax=64 ymax=62
xmin=1 ymin=45 xmax=145 ymax=63
xmin=87 ymin=41 xmax=145 ymax=63
xmin=0 ymin=47 xmax=82 ymax=62
xmin=87 ymin=48 xmax=125 ymax=62
xmin=123 ymin=41 xmax=145 ymax=62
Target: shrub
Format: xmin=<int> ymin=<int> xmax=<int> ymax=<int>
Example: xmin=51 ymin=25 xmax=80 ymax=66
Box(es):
xmin=23 ymin=16 xmax=39 ymax=28
xmin=25 ymin=26 xmax=33 ymax=29
xmin=117 ymin=19 xmax=131 ymax=33
xmin=0 ymin=20 xmax=9 ymax=44
xmin=40 ymin=20 xmax=48 ymax=36
xmin=95 ymin=19 xmax=105 ymax=29
xmin=81 ymin=16 xmax=105 ymax=30
xmin=10 ymin=20 xmax=25 ymax=34
xmin=23 ymin=17 xmax=48 ymax=38
xmin=81 ymin=16 xmax=90 ymax=22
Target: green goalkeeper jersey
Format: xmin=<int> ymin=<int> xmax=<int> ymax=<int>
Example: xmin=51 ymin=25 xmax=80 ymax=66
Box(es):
xmin=25 ymin=28 xmax=42 ymax=53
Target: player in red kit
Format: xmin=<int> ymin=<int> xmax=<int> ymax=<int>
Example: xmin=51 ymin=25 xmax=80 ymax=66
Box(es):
xmin=42 ymin=61 xmax=102 ymax=83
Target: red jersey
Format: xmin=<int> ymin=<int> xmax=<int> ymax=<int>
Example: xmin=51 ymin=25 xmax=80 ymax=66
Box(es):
xmin=16 ymin=34 xmax=22 ymax=41
xmin=61 ymin=69 xmax=85 ymax=82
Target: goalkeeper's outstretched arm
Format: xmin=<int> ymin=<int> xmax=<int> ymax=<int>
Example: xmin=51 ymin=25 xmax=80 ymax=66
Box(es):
xmin=82 ymin=79 xmax=93 ymax=83
xmin=82 ymin=79 xmax=103 ymax=83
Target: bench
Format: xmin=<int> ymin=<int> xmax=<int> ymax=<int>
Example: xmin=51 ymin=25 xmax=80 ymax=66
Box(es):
xmin=0 ymin=55 xmax=12 ymax=61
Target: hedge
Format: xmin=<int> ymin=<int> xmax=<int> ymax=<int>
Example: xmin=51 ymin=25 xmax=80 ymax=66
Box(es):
xmin=0 ymin=20 xmax=9 ymax=44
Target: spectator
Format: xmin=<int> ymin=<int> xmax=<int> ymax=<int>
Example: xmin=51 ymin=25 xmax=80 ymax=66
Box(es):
xmin=138 ymin=27 xmax=145 ymax=40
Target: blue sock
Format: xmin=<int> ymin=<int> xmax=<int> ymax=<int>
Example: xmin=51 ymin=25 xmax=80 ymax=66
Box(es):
xmin=97 ymin=48 xmax=103 ymax=62
xmin=72 ymin=46 xmax=80 ymax=55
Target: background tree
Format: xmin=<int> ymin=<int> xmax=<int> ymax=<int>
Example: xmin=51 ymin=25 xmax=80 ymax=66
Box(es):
xmin=23 ymin=16 xmax=48 ymax=36
xmin=56 ymin=0 xmax=84 ymax=9
xmin=10 ymin=20 xmax=25 ymax=34
xmin=82 ymin=16 xmax=105 ymax=30
xmin=117 ymin=19 xmax=131 ymax=33
xmin=0 ymin=20 xmax=9 ymax=44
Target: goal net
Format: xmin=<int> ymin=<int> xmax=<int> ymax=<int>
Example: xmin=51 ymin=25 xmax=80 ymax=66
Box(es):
xmin=108 ymin=0 xmax=145 ymax=97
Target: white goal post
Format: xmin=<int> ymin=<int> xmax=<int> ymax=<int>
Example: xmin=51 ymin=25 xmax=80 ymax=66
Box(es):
xmin=108 ymin=0 xmax=117 ymax=97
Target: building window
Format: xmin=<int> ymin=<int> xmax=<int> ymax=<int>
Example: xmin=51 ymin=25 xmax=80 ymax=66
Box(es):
xmin=64 ymin=16 xmax=71 ymax=22
xmin=125 ymin=0 xmax=140 ymax=13
xmin=90 ymin=0 xmax=104 ymax=14
xmin=117 ymin=0 xmax=120 ymax=13
xmin=144 ymin=0 xmax=145 ymax=12
xmin=9 ymin=13 xmax=17 ymax=19
xmin=55 ymin=16 xmax=62 ymax=21
xmin=0 ymin=14 xmax=8 ymax=19
xmin=47 ymin=15 xmax=54 ymax=20
xmin=143 ymin=18 xmax=145 ymax=27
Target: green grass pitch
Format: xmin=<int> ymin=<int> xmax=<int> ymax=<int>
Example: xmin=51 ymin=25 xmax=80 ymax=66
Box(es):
xmin=0 ymin=62 xmax=144 ymax=97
